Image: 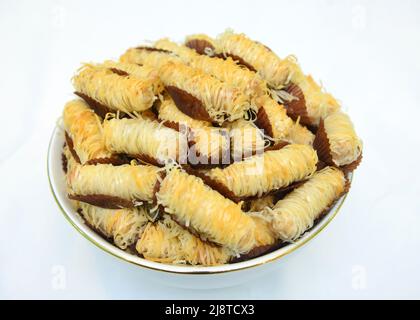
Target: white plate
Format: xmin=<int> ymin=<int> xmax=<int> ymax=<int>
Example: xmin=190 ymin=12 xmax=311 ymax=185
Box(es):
xmin=47 ymin=124 xmax=350 ymax=289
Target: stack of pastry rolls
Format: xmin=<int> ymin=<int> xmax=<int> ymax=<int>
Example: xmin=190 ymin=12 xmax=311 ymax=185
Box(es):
xmin=61 ymin=30 xmax=362 ymax=266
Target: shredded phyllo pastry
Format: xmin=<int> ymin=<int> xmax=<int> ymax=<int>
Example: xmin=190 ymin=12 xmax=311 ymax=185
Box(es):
xmin=215 ymin=30 xmax=297 ymax=88
xmin=155 ymin=38 xmax=268 ymax=98
xmin=120 ymin=47 xmax=181 ymax=68
xmin=136 ymin=215 xmax=232 ymax=265
xmin=225 ymin=119 xmax=266 ymax=160
xmin=284 ymin=120 xmax=315 ymax=145
xmin=206 ymin=144 xmax=318 ymax=198
xmin=158 ymin=96 xmax=212 ymax=129
xmin=60 ymin=30 xmax=362 ymax=266
xmin=103 ymin=117 xmax=188 ymax=164
xmin=254 ymin=95 xmax=293 ymax=140
xmin=156 ymin=168 xmax=256 ymax=253
xmin=185 ymin=34 xmax=217 ymax=55
xmin=159 ymin=61 xmax=253 ymax=124
xmin=72 ymin=63 xmax=161 ymax=113
xmin=321 ymin=111 xmax=363 ymax=166
xmin=247 ymin=194 xmax=277 ymax=212
xmin=78 ymin=202 xmax=149 ymax=249
xmin=265 ymin=167 xmax=346 ymax=241
xmin=67 ymin=163 xmax=160 ymax=207
xmin=157 ymin=98 xmax=229 ymax=163
xmin=63 ymin=99 xmax=111 ymax=164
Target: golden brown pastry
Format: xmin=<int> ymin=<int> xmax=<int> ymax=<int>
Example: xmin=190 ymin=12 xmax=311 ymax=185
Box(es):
xmin=67 ymin=163 xmax=161 ymax=208
xmin=206 ymin=144 xmax=318 ymax=198
xmin=78 ymin=202 xmax=149 ymax=249
xmin=136 ymin=215 xmax=232 ymax=265
xmin=156 ymin=168 xmax=256 ymax=253
xmin=103 ymin=117 xmax=188 ymax=165
xmin=314 ymin=111 xmax=363 ymax=168
xmin=72 ymin=63 xmax=161 ymax=114
xmin=63 ymin=99 xmax=112 ymax=164
xmin=265 ymin=166 xmax=346 ymax=241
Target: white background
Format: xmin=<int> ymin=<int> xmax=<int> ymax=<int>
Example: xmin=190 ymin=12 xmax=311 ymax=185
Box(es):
xmin=1 ymin=0 xmax=419 ymax=299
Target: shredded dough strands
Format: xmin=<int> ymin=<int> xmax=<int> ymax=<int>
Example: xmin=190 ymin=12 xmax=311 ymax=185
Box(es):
xmin=158 ymin=98 xmax=229 ymax=162
xmin=284 ymin=119 xmax=315 ymax=145
xmin=104 ymin=117 xmax=188 ymax=164
xmin=68 ymin=163 xmax=160 ymax=204
xmin=207 ymin=144 xmax=318 ymax=198
xmin=63 ymin=99 xmax=111 ymax=163
xmin=158 ymin=61 xmax=252 ymax=124
xmin=266 ymin=166 xmax=345 ymax=241
xmin=156 ymin=169 xmax=256 ymax=253
xmin=154 ymin=38 xmax=268 ymax=98
xmin=136 ymin=215 xmax=232 ymax=265
xmin=288 ymin=72 xmax=340 ymax=125
xmin=216 ymin=30 xmax=298 ymax=89
xmin=79 ymin=203 xmax=149 ymax=249
xmin=120 ymin=47 xmax=181 ymax=67
xmin=224 ymin=118 xmax=266 ymax=160
xmin=59 ymin=30 xmax=363 ymax=265
xmin=72 ymin=63 xmax=159 ymax=113
xmin=323 ymin=111 xmax=363 ymax=166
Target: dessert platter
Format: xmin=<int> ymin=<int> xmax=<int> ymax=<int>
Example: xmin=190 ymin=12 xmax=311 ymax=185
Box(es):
xmin=49 ymin=30 xmax=362 ymax=273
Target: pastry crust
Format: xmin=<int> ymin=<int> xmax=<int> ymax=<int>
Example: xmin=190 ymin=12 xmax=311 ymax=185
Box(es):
xmin=159 ymin=61 xmax=252 ymax=124
xmin=103 ymin=117 xmax=188 ymax=164
xmin=136 ymin=215 xmax=232 ymax=265
xmin=254 ymin=95 xmax=293 ymax=140
xmin=224 ymin=118 xmax=266 ymax=161
xmin=214 ymin=31 xmax=340 ymax=126
xmin=120 ymin=47 xmax=181 ymax=68
xmin=100 ymin=60 xmax=160 ymax=81
xmin=284 ymin=73 xmax=340 ymax=126
xmin=206 ymin=144 xmax=318 ymax=198
xmin=156 ymin=168 xmax=256 ymax=253
xmin=78 ymin=202 xmax=149 ymax=249
xmin=216 ymin=30 xmax=297 ymax=89
xmin=155 ymin=38 xmax=267 ymax=98
xmin=63 ymin=99 xmax=112 ymax=164
xmin=158 ymin=98 xmax=229 ymax=164
xmin=283 ymin=119 xmax=315 ymax=145
xmin=67 ymin=163 xmax=161 ymax=207
xmin=62 ymin=144 xmax=78 ymax=175
xmin=320 ymin=111 xmax=363 ymax=167
xmin=72 ymin=63 xmax=160 ymax=114
xmin=266 ymin=166 xmax=346 ymax=241
xmin=246 ymin=194 xmax=277 ymax=212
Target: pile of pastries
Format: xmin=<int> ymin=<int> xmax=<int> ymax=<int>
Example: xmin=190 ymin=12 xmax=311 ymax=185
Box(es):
xmin=61 ymin=30 xmax=362 ymax=265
